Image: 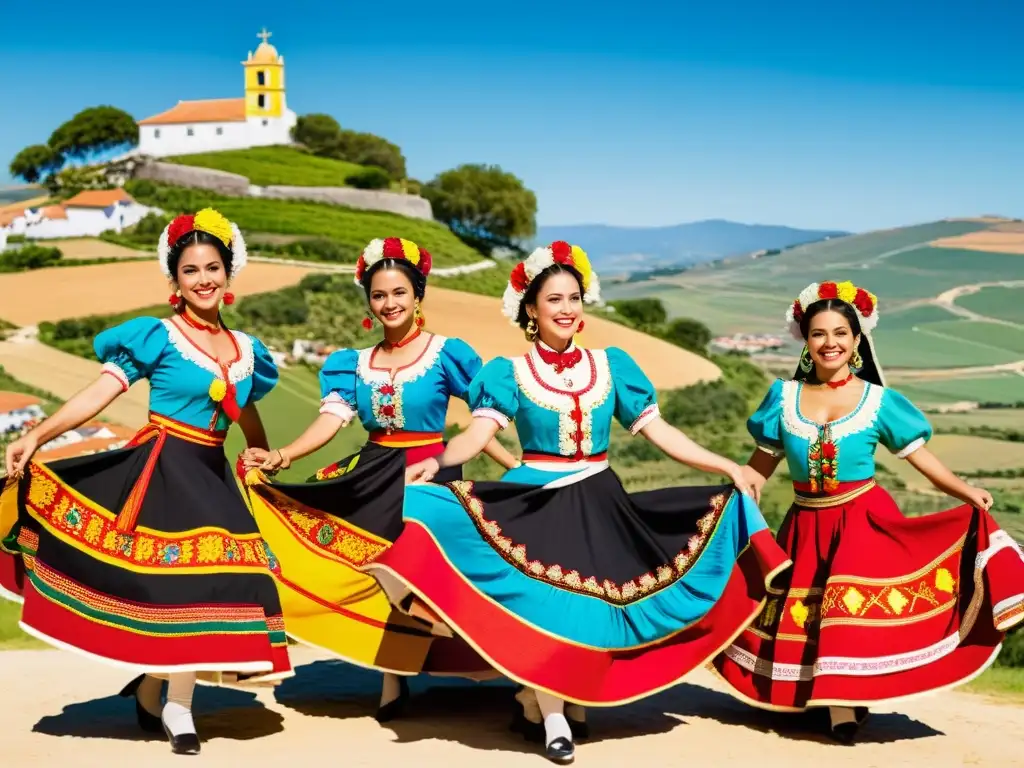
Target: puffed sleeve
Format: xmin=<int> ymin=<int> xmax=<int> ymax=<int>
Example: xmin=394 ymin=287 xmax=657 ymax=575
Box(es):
xmin=878 ymin=388 xmax=933 ymax=458
xmin=606 ymin=347 xmax=660 ymax=435
xmin=439 ymin=337 xmax=484 ymax=403
xmin=469 ymin=357 xmax=518 ymax=429
xmin=93 ymin=316 xmax=167 ymax=391
xmin=747 ymin=379 xmax=785 ymax=458
xmin=249 ymin=336 xmax=278 ymax=404
xmin=318 ymin=348 xmax=358 ymax=426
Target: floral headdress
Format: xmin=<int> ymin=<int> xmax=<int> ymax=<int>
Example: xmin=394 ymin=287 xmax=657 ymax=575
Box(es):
xmin=354 ymin=237 xmax=433 ymax=286
xmin=157 ymin=208 xmax=247 ymax=280
xmin=501 ymin=240 xmax=601 ymax=325
xmin=786 ymin=280 xmax=878 ymax=341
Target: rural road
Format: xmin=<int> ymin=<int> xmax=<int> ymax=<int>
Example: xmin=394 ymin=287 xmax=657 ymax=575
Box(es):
xmin=3 ymin=645 xmax=1021 ymax=767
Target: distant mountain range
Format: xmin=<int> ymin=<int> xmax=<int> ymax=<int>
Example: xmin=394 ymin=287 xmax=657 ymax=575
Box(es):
xmin=534 ymin=220 xmax=850 ymax=273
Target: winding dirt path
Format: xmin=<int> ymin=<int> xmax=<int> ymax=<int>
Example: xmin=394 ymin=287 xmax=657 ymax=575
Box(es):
xmin=2 ymin=645 xmax=1021 ymax=767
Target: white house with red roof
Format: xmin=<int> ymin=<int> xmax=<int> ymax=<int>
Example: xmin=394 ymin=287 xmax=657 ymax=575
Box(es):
xmin=136 ymin=30 xmax=297 ymax=158
xmin=0 ymin=188 xmax=155 ymax=241
xmin=0 ymin=393 xmax=46 ymax=436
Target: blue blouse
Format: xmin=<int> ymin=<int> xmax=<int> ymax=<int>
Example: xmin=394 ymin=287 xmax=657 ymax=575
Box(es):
xmin=748 ymin=378 xmax=933 ymax=485
xmin=469 ymin=343 xmax=660 ymax=458
xmin=317 ymin=334 xmax=482 ymax=434
xmin=95 ymin=316 xmax=278 ymax=432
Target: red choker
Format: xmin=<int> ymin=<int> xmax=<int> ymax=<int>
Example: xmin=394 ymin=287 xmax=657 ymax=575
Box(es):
xmin=535 ymin=343 xmax=582 ymax=373
xmin=825 ymin=373 xmax=855 ymax=389
xmin=383 ymin=327 xmax=422 ymax=349
xmin=179 ymin=310 xmax=222 ymax=334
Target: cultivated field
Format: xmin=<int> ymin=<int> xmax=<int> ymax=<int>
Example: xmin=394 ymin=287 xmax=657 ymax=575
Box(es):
xmin=0 ymin=261 xmax=315 ymax=325
xmin=55 ymin=238 xmax=146 ymax=260
xmin=168 ymin=146 xmax=367 ymax=187
xmin=931 ymin=224 xmax=1024 ymax=255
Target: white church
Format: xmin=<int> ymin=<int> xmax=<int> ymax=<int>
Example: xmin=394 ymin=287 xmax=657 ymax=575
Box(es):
xmin=136 ymin=30 xmax=298 ymax=158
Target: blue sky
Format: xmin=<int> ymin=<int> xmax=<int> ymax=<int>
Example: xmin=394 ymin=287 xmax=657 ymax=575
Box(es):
xmin=2 ymin=1 xmax=1022 ymax=232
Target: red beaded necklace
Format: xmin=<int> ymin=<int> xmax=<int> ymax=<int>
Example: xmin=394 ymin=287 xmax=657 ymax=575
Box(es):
xmin=824 ymin=372 xmax=855 ymax=389
xmin=382 ymin=327 xmax=422 ymax=350
xmin=179 ymin=309 xmax=222 ymax=334
xmin=534 ymin=342 xmax=583 ymax=373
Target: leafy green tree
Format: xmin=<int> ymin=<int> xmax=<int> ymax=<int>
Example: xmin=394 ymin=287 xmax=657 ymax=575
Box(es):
xmin=345 ymin=166 xmax=391 ymax=190
xmin=336 ymin=131 xmax=406 ymax=180
xmin=48 ymin=106 xmax=137 ymax=160
xmin=8 ymin=144 xmax=63 ymax=184
xmin=661 ymin=317 xmax=712 ymax=355
xmin=423 ymin=164 xmax=537 ymax=253
xmin=608 ymin=298 xmax=668 ymax=329
xmin=291 ymin=114 xmax=343 ymax=155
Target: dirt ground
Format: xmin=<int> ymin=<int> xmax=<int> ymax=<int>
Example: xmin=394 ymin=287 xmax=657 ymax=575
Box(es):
xmin=0 ymin=261 xmax=315 ymax=325
xmin=54 ymin=238 xmax=148 ymax=260
xmin=930 ymin=229 xmax=1024 ymax=254
xmin=2 ymin=645 xmax=1021 ymax=767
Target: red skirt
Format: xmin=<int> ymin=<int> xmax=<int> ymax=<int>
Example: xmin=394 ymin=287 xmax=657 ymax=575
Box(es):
xmin=713 ymin=479 xmax=1024 ymax=710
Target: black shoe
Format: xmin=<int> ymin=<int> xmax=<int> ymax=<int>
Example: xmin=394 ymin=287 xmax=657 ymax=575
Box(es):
xmin=830 ymin=721 xmax=859 ymax=745
xmin=545 ymin=736 xmax=575 ymax=763
xmin=118 ymin=675 xmax=163 ymax=734
xmin=376 ymin=677 xmax=410 ymax=723
xmin=854 ymin=706 xmax=869 ymax=725
xmin=162 ymin=720 xmax=201 ymax=755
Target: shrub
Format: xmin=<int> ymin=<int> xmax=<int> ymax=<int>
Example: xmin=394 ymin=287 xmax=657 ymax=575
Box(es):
xmin=661 ymin=317 xmax=712 ymax=355
xmin=660 ymin=381 xmax=749 ymax=430
xmin=0 ymin=243 xmax=63 ymax=272
xmin=344 ymin=166 xmax=391 ymax=190
xmin=608 ymin=298 xmax=668 ymax=330
xmin=996 ymin=625 xmax=1024 ymax=667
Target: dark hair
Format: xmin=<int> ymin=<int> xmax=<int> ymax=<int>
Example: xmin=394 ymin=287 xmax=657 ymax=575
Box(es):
xmin=360 ymin=258 xmax=427 ymax=301
xmin=794 ymin=298 xmax=883 ymax=386
xmin=515 ymin=263 xmax=585 ymax=329
xmin=168 ymin=230 xmax=234 ymax=278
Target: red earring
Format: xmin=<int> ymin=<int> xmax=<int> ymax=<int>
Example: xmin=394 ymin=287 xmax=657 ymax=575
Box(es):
xmin=223 ymin=292 xmax=235 ymax=306
xmin=168 ymin=292 xmax=182 ymax=311
xmin=362 ymin=316 xmax=373 ymax=330
xmin=577 ymin=320 xmax=585 ymax=333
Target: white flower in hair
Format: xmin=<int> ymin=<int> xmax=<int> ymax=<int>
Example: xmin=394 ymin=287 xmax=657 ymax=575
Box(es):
xmin=501 ymin=241 xmax=601 ymax=325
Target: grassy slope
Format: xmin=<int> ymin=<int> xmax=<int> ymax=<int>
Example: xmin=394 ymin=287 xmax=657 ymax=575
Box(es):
xmin=168 ymin=146 xmax=366 ymax=187
xmin=125 ymin=181 xmax=484 ymax=268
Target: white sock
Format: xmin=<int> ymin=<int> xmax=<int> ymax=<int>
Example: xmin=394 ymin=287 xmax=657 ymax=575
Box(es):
xmin=162 ymin=672 xmax=197 ymax=737
xmin=137 ymin=674 xmax=163 ymax=716
xmin=565 ymin=703 xmax=586 ymax=722
xmin=829 ymin=706 xmax=857 ymax=728
xmin=536 ymin=689 xmax=572 ymax=743
xmin=380 ymin=673 xmax=402 ymax=707
xmin=516 ymin=686 xmax=542 ymax=724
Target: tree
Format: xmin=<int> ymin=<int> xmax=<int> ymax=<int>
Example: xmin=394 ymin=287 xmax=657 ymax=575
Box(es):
xmin=661 ymin=317 xmax=712 ymax=355
xmin=291 ymin=113 xmax=343 ymax=155
xmin=336 ymin=130 xmax=406 ymax=180
xmin=608 ymin=298 xmax=668 ymax=329
xmin=422 ymin=164 xmax=537 ymax=254
xmin=47 ymin=106 xmax=137 ymax=160
xmin=8 ymin=144 xmax=63 ymax=184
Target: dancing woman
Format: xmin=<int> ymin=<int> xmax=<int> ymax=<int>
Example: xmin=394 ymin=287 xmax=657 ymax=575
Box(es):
xmin=0 ymin=209 xmax=292 ymax=755
xmin=713 ymin=281 xmax=1024 ymax=743
xmin=367 ymin=241 xmax=791 ymax=763
xmin=240 ymin=237 xmax=519 ymax=721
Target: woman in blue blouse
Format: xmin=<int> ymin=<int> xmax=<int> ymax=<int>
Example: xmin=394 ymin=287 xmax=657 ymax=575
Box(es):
xmin=368 ymin=241 xmax=791 ymax=763
xmin=0 ymin=209 xmax=291 ymax=755
xmin=713 ymin=280 xmax=1024 ymax=744
xmin=240 ymin=238 xmax=519 ymax=722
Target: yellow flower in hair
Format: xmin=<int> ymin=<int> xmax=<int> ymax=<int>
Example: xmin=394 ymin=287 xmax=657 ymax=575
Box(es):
xmin=836 ymin=281 xmax=858 ymax=304
xmin=208 ymin=379 xmax=227 ymax=402
xmin=193 ymin=208 xmax=233 ymax=248
xmin=569 ymin=244 xmax=593 ymax=291
xmin=399 ymin=238 xmax=421 ymax=265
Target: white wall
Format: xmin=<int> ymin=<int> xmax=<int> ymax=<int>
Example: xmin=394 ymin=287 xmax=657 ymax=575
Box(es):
xmin=137 ymin=109 xmax=297 ymax=157
xmin=21 ymin=202 xmax=155 ymax=240
xmin=0 ymin=228 xmax=7 ymax=253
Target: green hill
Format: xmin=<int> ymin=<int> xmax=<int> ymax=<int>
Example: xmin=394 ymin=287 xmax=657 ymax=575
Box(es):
xmin=166 ymin=146 xmax=368 ymax=187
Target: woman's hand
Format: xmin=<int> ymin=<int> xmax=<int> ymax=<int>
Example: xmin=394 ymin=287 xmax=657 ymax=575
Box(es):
xmin=242 ymin=447 xmax=289 ymax=474
xmin=962 ymin=485 xmax=994 ymax=511
xmin=739 ymin=465 xmax=767 ymax=504
xmin=726 ymin=462 xmax=758 ymax=500
xmin=5 ymin=433 xmax=39 ymax=478
xmin=240 ymin=447 xmax=270 ymax=471
xmin=406 ymin=458 xmax=440 ymax=485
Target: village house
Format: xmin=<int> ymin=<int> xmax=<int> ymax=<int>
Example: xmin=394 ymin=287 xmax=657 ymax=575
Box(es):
xmin=0 ymin=189 xmax=155 ymax=242
xmin=0 ymin=393 xmax=46 ymax=436
xmin=136 ymin=30 xmax=297 ymax=158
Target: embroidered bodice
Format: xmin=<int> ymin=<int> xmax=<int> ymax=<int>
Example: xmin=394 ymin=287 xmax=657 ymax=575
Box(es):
xmin=95 ymin=316 xmax=278 ymax=431
xmin=749 ymin=378 xmax=933 ymax=490
xmin=470 ymin=343 xmax=660 ymax=458
xmin=317 ymin=334 xmax=482 ymax=434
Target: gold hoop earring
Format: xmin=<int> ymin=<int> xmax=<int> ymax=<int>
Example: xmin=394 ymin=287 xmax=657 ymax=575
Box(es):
xmin=850 ymin=349 xmax=863 ymax=372
xmin=799 ymin=345 xmax=814 ymax=373
xmin=525 ymin=318 xmax=538 ymax=342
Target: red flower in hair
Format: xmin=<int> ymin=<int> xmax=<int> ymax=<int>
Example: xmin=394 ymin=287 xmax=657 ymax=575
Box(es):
xmin=853 ymin=288 xmax=874 ymax=317
xmin=382 ymin=237 xmax=406 ymax=260
xmin=418 ymin=247 xmax=432 ymax=276
xmin=818 ymin=282 xmax=838 ymax=300
xmin=509 ymin=262 xmax=529 ymax=292
xmin=167 ymin=215 xmax=195 ymax=247
xmin=791 ymin=299 xmax=804 ymax=321
xmin=550 ymin=240 xmax=573 ymax=264
xmin=355 ymin=254 xmax=366 ymax=280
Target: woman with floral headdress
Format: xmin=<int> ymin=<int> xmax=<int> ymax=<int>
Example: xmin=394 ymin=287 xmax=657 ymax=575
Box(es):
xmin=712 ymin=280 xmax=1024 ymax=744
xmin=239 ymin=237 xmax=519 ymax=722
xmin=0 ymin=209 xmax=292 ymax=755
xmin=363 ymin=241 xmax=792 ymax=763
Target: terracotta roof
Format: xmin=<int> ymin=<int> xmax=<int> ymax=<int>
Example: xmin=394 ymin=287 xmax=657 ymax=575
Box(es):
xmin=138 ymin=98 xmax=247 ymax=126
xmin=40 ymin=204 xmax=68 ymax=220
xmin=0 ymin=392 xmax=43 ymax=412
xmin=0 ymin=210 xmax=21 ymax=227
xmin=63 ymin=189 xmax=134 ymax=208
xmin=35 ymin=422 xmax=135 ymax=461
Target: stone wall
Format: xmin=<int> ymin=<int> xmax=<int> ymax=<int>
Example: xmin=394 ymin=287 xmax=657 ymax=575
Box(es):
xmin=132 ymin=160 xmax=433 ymax=220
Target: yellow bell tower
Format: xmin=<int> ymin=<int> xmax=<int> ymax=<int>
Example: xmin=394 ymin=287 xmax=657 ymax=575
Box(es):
xmin=243 ymin=28 xmax=286 ymax=119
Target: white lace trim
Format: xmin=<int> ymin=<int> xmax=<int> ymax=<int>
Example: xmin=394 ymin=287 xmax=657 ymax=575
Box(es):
xmin=356 ymin=334 xmax=447 ymax=432
xmin=780 ymin=379 xmax=884 ymax=442
xmin=472 ymin=408 xmax=509 ymax=429
xmin=629 ymin=403 xmax=660 ymax=435
xmin=513 ymin=347 xmax=613 ymax=457
xmin=319 ymin=392 xmax=355 ymax=426
xmin=894 ymin=436 xmax=926 ymax=459
xmin=101 ymin=362 xmax=129 ymax=391
xmin=161 ymin=319 xmax=254 ymax=384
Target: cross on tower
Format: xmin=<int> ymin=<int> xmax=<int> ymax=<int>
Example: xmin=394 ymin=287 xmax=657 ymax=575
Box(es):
xmin=257 ymin=28 xmax=272 ymax=44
